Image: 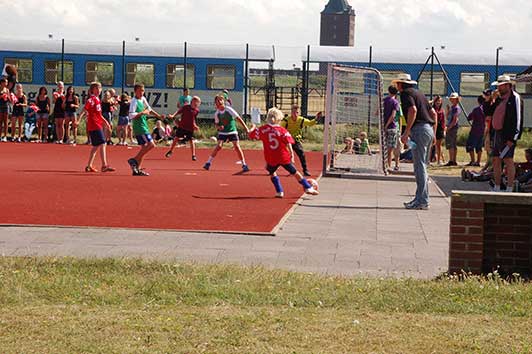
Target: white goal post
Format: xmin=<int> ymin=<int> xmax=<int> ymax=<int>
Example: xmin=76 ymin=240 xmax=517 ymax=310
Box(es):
xmin=322 ymin=64 xmax=387 ymax=176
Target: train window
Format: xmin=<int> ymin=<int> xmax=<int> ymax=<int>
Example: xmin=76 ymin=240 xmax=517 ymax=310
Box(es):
xmin=460 ymin=73 xmax=489 ymax=96
xmin=380 ymin=71 xmax=406 ymax=87
xmin=126 ymin=63 xmax=155 ymax=87
xmin=505 ymin=73 xmax=532 ymax=95
xmin=207 ymin=65 xmax=235 ymax=90
xmin=418 ymin=71 xmax=446 ymax=95
xmin=4 ymin=58 xmax=32 ymax=83
xmin=45 ymin=60 xmax=74 ymax=84
xmin=85 ymin=61 xmax=114 ymax=86
xmin=166 ymin=64 xmax=195 ymax=89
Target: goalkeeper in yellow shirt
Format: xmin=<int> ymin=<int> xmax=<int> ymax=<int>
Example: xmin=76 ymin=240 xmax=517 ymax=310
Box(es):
xmin=281 ymin=104 xmax=322 ymax=176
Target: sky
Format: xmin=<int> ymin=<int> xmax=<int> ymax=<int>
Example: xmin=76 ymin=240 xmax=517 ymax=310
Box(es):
xmin=3 ymin=0 xmax=532 ymax=68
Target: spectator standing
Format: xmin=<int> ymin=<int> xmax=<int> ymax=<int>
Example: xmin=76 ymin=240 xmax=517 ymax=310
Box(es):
xmin=432 ymin=95 xmax=446 ymax=165
xmin=64 ymin=86 xmax=80 ymax=144
xmin=444 ymin=92 xmax=461 ymax=166
xmin=466 ymin=95 xmax=486 ymax=166
xmin=178 ymin=88 xmax=192 ymax=108
xmin=383 ymin=85 xmax=401 ymax=171
xmin=36 ymin=86 xmax=50 ymax=143
xmin=53 ymin=81 xmax=66 ymax=144
xmin=490 ymin=75 xmax=524 ymax=192
xmin=393 ymin=74 xmax=436 ymax=210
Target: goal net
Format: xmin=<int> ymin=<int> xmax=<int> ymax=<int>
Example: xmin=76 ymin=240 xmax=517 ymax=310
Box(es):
xmin=322 ymin=64 xmax=387 ymax=176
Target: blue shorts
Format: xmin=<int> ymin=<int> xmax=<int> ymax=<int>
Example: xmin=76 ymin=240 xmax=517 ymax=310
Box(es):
xmin=266 ymin=163 xmax=297 ymax=175
xmin=89 ymin=129 xmax=106 ymax=147
xmin=118 ymin=116 xmax=129 ymax=126
xmin=466 ymin=134 xmax=484 ymax=153
xmin=136 ymin=133 xmax=153 ymax=146
xmin=218 ymin=132 xmax=239 ymax=143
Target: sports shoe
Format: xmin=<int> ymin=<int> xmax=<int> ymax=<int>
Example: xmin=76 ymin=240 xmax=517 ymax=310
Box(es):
xmin=165 ymin=150 xmax=173 ymax=158
xmin=403 ymin=200 xmax=417 ymax=208
xmin=133 ymin=169 xmax=150 ymax=176
xmin=305 ymin=187 xmax=319 ymax=195
xmin=275 ymin=192 xmax=285 ymax=198
xmin=85 ymin=166 xmax=98 ymax=173
xmin=192 ymin=155 xmax=197 ymax=161
xmin=127 ymin=158 xmax=139 ymax=174
xmin=203 ymin=162 xmax=211 ymax=171
xmin=101 ymin=165 xmax=116 ymax=173
xmin=405 ymin=203 xmax=429 ymax=210
xmin=303 ymin=170 xmax=311 ymax=177
xmin=1 ymin=137 xmax=7 ymax=142
xmin=242 ymin=164 xmax=250 ymax=172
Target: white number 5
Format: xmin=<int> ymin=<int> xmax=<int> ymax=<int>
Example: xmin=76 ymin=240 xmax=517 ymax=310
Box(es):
xmin=268 ymin=132 xmax=279 ymax=150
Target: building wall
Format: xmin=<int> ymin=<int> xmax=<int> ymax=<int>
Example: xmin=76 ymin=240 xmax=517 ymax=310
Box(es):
xmin=320 ymin=14 xmax=355 ymax=47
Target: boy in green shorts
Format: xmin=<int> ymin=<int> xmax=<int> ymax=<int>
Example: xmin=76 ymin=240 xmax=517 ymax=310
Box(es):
xmin=203 ymin=95 xmax=250 ymax=172
xmin=127 ymin=84 xmax=165 ymax=176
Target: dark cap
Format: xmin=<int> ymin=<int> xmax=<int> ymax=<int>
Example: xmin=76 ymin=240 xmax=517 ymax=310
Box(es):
xmin=482 ymin=88 xmax=493 ymax=96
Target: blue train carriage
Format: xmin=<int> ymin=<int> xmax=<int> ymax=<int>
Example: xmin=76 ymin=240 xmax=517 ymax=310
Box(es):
xmin=306 ymin=46 xmax=531 ymax=127
xmin=0 ymin=38 xmax=275 ymax=119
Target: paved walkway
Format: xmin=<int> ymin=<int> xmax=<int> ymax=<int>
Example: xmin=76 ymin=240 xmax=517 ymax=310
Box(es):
xmin=0 ymin=178 xmax=450 ymax=279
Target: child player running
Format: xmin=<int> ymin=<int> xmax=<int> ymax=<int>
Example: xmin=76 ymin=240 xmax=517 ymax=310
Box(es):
xmin=78 ymin=82 xmax=115 ymax=173
xmin=203 ymin=95 xmax=250 ymax=172
xmin=127 ymin=84 xmax=165 ymax=176
xmin=248 ymin=107 xmax=319 ymax=198
xmin=165 ymin=96 xmax=201 ymax=161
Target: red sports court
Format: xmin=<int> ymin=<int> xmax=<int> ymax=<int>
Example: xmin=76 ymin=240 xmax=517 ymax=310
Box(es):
xmin=0 ymin=144 xmax=321 ymax=234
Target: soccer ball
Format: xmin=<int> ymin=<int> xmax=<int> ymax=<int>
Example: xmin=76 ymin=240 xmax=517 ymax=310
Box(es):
xmin=307 ymin=178 xmax=319 ymax=191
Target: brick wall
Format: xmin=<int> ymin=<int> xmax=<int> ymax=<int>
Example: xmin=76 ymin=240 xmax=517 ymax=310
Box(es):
xmin=483 ymin=204 xmax=532 ymax=275
xmin=449 ymin=191 xmax=532 ymax=276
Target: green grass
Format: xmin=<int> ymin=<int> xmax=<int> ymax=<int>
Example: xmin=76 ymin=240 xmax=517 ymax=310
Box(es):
xmin=1 ymin=257 xmax=532 ymax=353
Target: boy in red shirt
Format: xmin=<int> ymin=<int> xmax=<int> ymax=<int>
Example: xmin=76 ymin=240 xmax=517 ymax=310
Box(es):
xmin=79 ymin=82 xmax=115 ymax=173
xmin=248 ymin=107 xmax=318 ymax=198
xmin=165 ymin=96 xmax=201 ymax=161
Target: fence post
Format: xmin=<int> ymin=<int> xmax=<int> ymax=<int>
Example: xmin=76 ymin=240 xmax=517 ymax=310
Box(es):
xmin=61 ymin=38 xmax=65 ymax=82
xmin=301 ymin=45 xmax=311 ymax=116
xmin=430 ymin=46 xmax=434 ymax=99
xmin=367 ymin=45 xmax=373 ymax=134
xmin=183 ymin=42 xmax=188 ymax=89
xmin=121 ymin=40 xmax=126 ymax=94
xmin=244 ymin=43 xmax=249 ymax=116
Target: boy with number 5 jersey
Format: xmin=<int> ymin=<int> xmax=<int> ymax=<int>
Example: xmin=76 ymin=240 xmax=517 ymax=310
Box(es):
xmin=248 ymin=108 xmax=318 ymax=198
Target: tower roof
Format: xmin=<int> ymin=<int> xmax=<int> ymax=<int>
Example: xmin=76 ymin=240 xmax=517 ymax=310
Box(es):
xmin=322 ymin=0 xmax=355 ymax=15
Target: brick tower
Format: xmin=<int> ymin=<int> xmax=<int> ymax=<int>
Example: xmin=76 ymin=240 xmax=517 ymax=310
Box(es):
xmin=320 ymin=0 xmax=356 ymax=47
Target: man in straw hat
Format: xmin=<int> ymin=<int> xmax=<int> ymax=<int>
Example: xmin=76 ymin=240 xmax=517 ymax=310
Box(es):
xmin=490 ymin=75 xmax=523 ymax=192
xmin=444 ymin=92 xmax=462 ymax=166
xmin=392 ymin=74 xmax=437 ymax=210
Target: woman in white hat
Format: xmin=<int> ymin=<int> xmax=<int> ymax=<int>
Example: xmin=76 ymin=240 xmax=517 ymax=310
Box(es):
xmin=444 ymin=92 xmax=462 ymax=166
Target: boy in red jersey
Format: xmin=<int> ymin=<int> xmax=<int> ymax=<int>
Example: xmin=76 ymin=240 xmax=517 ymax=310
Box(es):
xmin=248 ymin=107 xmax=318 ymax=198
xmin=165 ymin=96 xmax=201 ymax=161
xmin=78 ymin=82 xmax=115 ymax=173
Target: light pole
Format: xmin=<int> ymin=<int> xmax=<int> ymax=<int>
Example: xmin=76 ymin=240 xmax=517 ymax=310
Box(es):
xmin=496 ymin=46 xmax=503 ymax=79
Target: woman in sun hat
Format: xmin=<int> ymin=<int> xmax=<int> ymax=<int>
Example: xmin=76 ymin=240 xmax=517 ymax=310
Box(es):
xmin=444 ymin=92 xmax=462 ymax=166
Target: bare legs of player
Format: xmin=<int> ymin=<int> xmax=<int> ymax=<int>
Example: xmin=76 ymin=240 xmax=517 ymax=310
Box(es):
xmin=87 ymin=144 xmax=109 ymax=169
xmin=134 ymin=141 xmax=155 ymax=170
